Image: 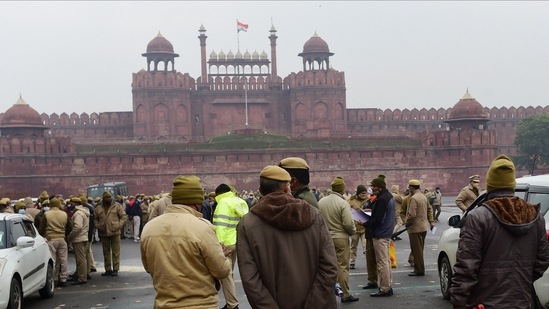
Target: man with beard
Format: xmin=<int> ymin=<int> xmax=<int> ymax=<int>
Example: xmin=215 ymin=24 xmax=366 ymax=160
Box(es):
xmin=455 ymin=175 xmax=480 ymax=212
xmin=237 ymin=165 xmax=338 ymax=308
xmin=94 ymin=191 xmax=127 ymax=277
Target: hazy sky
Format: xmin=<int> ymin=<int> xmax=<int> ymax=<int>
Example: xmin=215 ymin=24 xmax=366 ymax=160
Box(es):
xmin=1 ymin=1 xmax=548 ymax=115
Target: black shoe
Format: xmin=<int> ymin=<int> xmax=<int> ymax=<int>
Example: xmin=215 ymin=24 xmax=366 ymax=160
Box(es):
xmin=101 ymin=270 xmax=113 ymax=276
xmin=349 ymin=263 xmax=355 ymax=270
xmin=370 ymin=288 xmax=393 ymax=297
xmin=408 ymin=272 xmax=425 ymax=276
xmin=90 ymin=267 xmax=97 ymax=273
xmin=87 ymin=274 xmax=92 ymax=280
xmin=111 ymin=270 xmax=118 ymax=277
xmin=57 ymin=281 xmax=67 ymax=287
xmin=71 ymin=281 xmax=87 ymax=285
xmin=362 ymin=283 xmax=378 ymax=289
xmin=341 ymin=295 xmax=359 ymax=303
xmin=220 ymin=305 xmax=239 ymax=309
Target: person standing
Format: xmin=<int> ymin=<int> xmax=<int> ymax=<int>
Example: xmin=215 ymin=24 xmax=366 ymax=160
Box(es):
xmin=318 ymin=176 xmax=359 ymax=303
xmin=362 ymin=186 xmax=379 ymax=289
xmin=455 ymin=175 xmax=480 ymax=212
xmin=94 ymin=191 xmax=127 ymax=277
xmin=362 ymin=175 xmax=396 ymax=297
xmin=390 ymin=185 xmax=404 ymax=240
xmin=39 ymin=197 xmax=72 ymax=287
xmin=347 ymin=184 xmax=368 ymax=270
xmin=67 ymin=197 xmax=90 ymax=285
xmin=127 ymin=195 xmax=143 ymax=242
xmin=237 ymin=165 xmax=338 ymax=308
xmin=141 ymin=175 xmax=232 ymax=309
xmin=278 ymin=157 xmax=318 ymax=208
xmin=405 ymin=179 xmax=433 ymax=277
xmin=451 ymin=155 xmax=549 ymax=308
xmin=148 ymin=193 xmax=171 ymax=221
xmin=431 ymin=187 xmax=442 ymax=222
xmin=213 ymin=184 xmax=249 ymax=309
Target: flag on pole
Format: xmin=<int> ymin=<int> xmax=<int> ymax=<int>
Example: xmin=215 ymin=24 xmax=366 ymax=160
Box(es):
xmin=237 ymin=20 xmax=249 ymax=32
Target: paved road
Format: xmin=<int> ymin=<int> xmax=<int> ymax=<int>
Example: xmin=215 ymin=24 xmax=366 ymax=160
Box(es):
xmin=26 ymin=201 xmax=461 ymax=309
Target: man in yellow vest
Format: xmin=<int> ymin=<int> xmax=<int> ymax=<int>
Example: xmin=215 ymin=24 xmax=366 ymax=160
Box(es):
xmin=213 ymin=184 xmax=249 ymax=309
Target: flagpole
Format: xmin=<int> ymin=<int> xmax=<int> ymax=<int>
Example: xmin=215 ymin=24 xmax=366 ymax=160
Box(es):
xmin=245 ymin=78 xmax=248 ymax=128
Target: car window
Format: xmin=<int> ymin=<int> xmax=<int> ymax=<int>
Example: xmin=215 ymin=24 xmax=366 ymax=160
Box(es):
xmin=11 ymin=220 xmax=27 ymax=246
xmin=527 ymin=193 xmax=549 ymax=216
xmin=22 ymin=220 xmax=37 ymax=237
xmin=0 ymin=222 xmax=5 ymax=249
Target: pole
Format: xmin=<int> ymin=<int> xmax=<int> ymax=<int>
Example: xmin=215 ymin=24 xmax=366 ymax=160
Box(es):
xmin=245 ymin=78 xmax=248 ymax=128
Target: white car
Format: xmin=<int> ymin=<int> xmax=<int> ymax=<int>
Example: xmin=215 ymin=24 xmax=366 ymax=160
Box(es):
xmin=437 ymin=174 xmax=549 ymax=308
xmin=0 ymin=213 xmax=54 ymax=309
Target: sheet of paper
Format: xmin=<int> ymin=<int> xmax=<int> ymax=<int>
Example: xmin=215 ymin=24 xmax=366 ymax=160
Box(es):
xmin=352 ymin=209 xmax=370 ymax=223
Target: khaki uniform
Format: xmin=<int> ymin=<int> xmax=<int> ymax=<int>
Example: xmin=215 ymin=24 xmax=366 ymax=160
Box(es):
xmin=455 ymin=184 xmax=479 ymax=212
xmin=94 ymin=201 xmax=127 ymax=273
xmin=347 ymin=195 xmax=366 ymax=266
xmin=293 ymin=185 xmax=318 ymax=208
xmin=406 ymin=190 xmax=430 ymax=275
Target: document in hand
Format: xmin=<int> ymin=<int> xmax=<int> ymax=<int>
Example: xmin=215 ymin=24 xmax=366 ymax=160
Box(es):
xmin=352 ymin=208 xmax=370 ymax=223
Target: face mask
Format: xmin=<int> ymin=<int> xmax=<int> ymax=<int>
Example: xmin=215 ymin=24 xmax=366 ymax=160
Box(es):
xmin=367 ymin=187 xmax=373 ymax=195
xmin=18 ymin=209 xmax=26 ymax=214
xmin=42 ymin=206 xmax=50 ymax=211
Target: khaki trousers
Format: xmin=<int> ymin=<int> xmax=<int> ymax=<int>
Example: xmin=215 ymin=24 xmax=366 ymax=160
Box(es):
xmin=350 ymin=231 xmax=366 ymax=264
xmin=48 ymin=238 xmax=68 ymax=282
xmin=373 ymin=237 xmax=392 ymax=293
xmin=86 ymin=241 xmax=96 ymax=273
xmin=101 ymin=235 xmax=121 ymax=272
xmin=365 ymin=237 xmax=378 ymax=284
xmin=73 ymin=241 xmax=88 ymax=282
xmin=333 ymin=238 xmax=352 ymax=298
xmin=220 ymin=245 xmax=238 ymax=308
xmin=409 ymin=231 xmax=426 ymax=275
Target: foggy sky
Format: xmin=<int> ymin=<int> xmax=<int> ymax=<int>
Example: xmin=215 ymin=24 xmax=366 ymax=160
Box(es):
xmin=1 ymin=1 xmax=548 ymax=115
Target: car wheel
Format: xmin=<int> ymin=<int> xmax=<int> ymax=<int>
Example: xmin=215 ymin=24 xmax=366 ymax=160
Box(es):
xmin=8 ymin=277 xmax=22 ymax=309
xmin=439 ymin=255 xmax=453 ymax=300
xmin=39 ymin=262 xmax=55 ymax=299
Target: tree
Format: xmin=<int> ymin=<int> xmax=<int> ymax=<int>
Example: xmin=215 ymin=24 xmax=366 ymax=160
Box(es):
xmin=513 ymin=114 xmax=549 ymax=175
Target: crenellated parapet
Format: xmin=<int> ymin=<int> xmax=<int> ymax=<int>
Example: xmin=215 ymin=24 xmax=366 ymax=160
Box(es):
xmin=132 ymin=69 xmax=195 ymax=90
xmin=283 ymin=69 xmax=345 ymax=88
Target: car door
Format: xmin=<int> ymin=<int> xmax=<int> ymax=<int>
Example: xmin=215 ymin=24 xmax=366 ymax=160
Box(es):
xmin=10 ymin=218 xmax=41 ymax=294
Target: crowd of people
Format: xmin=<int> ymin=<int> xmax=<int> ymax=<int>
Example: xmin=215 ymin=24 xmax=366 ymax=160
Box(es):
xmin=1 ymin=154 xmax=548 ymax=308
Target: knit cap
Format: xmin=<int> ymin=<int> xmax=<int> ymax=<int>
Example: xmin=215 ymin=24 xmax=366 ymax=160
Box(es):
xmin=171 ymin=175 xmax=205 ymax=205
xmin=371 ymin=175 xmax=387 ymax=188
xmin=331 ymin=176 xmax=346 ymax=192
xmin=356 ymin=184 xmax=368 ymax=195
xmin=486 ymin=154 xmax=516 ymax=192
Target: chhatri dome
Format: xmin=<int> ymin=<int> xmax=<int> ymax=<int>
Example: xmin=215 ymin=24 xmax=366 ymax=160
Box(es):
xmin=0 ymin=95 xmax=45 ymax=128
xmin=302 ymin=32 xmax=330 ymax=53
xmin=146 ymin=32 xmax=175 ymax=53
xmin=449 ymin=89 xmax=487 ymax=120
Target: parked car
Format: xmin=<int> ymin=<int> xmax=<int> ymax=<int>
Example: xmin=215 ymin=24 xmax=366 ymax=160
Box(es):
xmin=0 ymin=213 xmax=54 ymax=309
xmin=437 ymin=174 xmax=549 ymax=308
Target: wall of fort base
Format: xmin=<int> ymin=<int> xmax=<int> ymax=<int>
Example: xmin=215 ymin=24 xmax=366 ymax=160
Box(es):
xmin=0 ymin=146 xmax=518 ymax=199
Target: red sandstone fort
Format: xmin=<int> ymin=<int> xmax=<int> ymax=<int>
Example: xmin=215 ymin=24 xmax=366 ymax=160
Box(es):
xmin=1 ymin=26 xmax=548 ymax=198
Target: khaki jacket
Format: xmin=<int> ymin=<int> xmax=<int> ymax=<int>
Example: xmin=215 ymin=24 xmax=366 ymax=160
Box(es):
xmin=39 ymin=206 xmax=72 ymax=240
xmin=318 ymin=192 xmax=355 ymax=239
xmin=148 ymin=195 xmax=171 ymax=221
xmin=405 ymin=190 xmax=430 ymax=233
xmin=347 ymin=195 xmax=366 ymax=234
xmin=455 ymin=184 xmax=479 ymax=212
xmin=94 ymin=201 xmax=127 ymax=237
xmin=68 ymin=205 xmax=90 ymax=243
xmin=141 ymin=204 xmax=231 ymax=309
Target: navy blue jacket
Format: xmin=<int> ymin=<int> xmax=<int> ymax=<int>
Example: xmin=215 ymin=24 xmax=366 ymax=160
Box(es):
xmin=363 ymin=188 xmax=395 ymax=238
